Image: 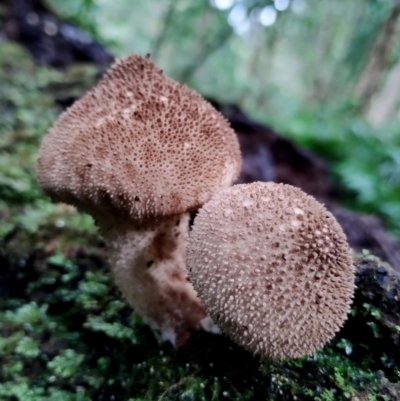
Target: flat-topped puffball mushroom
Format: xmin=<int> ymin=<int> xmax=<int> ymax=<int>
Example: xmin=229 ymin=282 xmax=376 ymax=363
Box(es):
xmin=36 ymin=54 xmax=241 ymax=346
xmin=188 ymin=182 xmax=355 ymax=359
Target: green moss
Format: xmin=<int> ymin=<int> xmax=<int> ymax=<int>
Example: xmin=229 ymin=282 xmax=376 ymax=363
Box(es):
xmin=48 ymin=349 xmax=86 ymax=378
xmin=0 ymin=42 xmax=98 ymax=246
xmin=0 ymin=246 xmax=396 ymax=399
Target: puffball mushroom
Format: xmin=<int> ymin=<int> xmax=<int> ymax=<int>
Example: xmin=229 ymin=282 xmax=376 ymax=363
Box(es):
xmin=188 ymin=182 xmax=355 ymax=359
xmin=36 ymin=54 xmax=241 ymax=346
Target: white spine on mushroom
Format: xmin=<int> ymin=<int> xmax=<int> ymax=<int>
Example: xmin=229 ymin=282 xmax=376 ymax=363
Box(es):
xmin=101 ymin=213 xmax=218 ymax=347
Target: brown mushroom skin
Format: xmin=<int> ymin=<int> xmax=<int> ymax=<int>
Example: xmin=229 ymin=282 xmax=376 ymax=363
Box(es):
xmin=35 ymin=53 xmax=240 ymax=346
xmin=103 ymin=213 xmax=218 ymax=346
xmin=35 ymin=54 xmax=241 ymax=222
xmin=188 ymin=182 xmax=355 ymax=360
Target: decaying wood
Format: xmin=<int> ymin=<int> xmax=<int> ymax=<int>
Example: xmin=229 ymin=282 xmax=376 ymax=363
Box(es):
xmin=1 ymin=0 xmax=113 ymax=68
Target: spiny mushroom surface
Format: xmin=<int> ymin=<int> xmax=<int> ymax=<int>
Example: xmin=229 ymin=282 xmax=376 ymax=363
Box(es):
xmin=36 ymin=54 xmax=241 ymax=346
xmin=188 ymin=182 xmax=355 ymax=359
xmin=36 ymin=54 xmax=240 ymax=221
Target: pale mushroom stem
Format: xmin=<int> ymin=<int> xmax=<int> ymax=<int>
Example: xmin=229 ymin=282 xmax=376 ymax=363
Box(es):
xmin=99 ymin=213 xmax=218 ymax=347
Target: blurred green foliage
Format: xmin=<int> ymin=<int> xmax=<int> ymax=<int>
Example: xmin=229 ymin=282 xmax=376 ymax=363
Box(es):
xmin=275 ymin=103 xmax=400 ymax=236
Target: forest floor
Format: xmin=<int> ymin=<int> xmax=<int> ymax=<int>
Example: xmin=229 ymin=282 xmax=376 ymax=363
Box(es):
xmin=1 ymin=42 xmax=400 ymax=401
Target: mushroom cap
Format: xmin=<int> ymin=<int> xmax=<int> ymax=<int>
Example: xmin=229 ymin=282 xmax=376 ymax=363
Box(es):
xmin=36 ymin=54 xmax=241 ymax=221
xmin=188 ymin=182 xmax=355 ymax=360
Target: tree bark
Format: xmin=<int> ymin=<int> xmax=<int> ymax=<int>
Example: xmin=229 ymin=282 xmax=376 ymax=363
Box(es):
xmin=367 ymin=58 xmax=400 ymax=125
xmin=354 ymin=3 xmax=400 ymax=111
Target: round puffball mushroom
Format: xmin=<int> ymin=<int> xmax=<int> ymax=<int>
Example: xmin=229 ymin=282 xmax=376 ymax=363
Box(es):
xmin=36 ymin=54 xmax=241 ymax=346
xmin=188 ymin=182 xmax=355 ymax=359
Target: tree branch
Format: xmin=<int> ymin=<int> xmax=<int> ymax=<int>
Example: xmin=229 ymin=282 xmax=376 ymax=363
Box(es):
xmin=354 ymin=3 xmax=400 ymax=111
xmin=152 ymin=0 xmax=177 ymax=61
xmin=178 ymin=25 xmax=233 ymax=83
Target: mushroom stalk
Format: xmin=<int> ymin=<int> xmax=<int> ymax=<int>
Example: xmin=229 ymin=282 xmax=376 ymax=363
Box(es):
xmin=101 ymin=213 xmax=218 ymax=346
